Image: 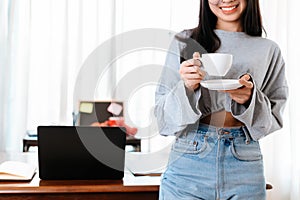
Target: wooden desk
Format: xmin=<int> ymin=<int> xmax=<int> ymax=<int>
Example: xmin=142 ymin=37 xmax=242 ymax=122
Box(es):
xmin=0 ymin=152 xmax=159 ymax=200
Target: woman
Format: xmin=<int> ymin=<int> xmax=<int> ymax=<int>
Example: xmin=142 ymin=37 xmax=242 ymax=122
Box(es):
xmin=154 ymin=0 xmax=288 ymax=199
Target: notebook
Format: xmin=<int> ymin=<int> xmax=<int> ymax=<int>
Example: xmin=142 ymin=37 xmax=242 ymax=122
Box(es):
xmin=37 ymin=126 xmax=126 ymax=180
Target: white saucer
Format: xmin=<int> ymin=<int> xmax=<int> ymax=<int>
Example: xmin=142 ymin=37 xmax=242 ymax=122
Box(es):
xmin=201 ymin=79 xmax=242 ymax=90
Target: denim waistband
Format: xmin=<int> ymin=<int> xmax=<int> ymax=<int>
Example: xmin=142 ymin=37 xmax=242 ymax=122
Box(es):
xmin=197 ymin=123 xmax=247 ymax=138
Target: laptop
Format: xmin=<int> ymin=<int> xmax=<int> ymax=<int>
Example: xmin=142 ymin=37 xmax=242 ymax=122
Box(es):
xmin=37 ymin=126 xmax=126 ymax=180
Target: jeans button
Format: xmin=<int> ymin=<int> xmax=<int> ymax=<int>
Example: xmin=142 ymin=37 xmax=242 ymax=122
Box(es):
xmin=193 ymin=141 xmax=197 ymax=146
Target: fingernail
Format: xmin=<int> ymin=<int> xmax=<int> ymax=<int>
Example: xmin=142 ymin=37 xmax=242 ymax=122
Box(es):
xmin=193 ymin=52 xmax=200 ymax=59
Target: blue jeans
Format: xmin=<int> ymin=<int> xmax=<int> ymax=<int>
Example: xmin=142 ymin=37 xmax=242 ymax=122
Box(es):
xmin=159 ymin=123 xmax=266 ymax=200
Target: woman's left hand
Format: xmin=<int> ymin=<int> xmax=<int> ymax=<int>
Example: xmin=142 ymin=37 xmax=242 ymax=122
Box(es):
xmin=222 ymin=74 xmax=253 ymax=105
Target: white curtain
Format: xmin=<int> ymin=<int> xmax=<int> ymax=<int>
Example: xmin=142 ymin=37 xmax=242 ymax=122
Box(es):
xmin=0 ymin=0 xmax=118 ymax=151
xmin=260 ymin=0 xmax=300 ymax=199
xmin=285 ymin=1 xmax=300 ymax=199
xmin=0 ymin=0 xmax=31 ymax=152
xmin=1 ymin=0 xmax=300 ymax=199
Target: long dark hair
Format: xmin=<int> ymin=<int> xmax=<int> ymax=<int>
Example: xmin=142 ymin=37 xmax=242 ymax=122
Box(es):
xmin=192 ymin=0 xmax=264 ymax=52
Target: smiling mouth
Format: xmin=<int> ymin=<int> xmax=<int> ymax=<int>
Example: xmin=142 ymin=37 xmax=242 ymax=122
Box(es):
xmin=220 ymin=4 xmax=239 ymax=12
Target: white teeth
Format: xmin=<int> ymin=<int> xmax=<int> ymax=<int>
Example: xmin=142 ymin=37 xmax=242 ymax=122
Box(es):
xmin=222 ymin=6 xmax=236 ymax=11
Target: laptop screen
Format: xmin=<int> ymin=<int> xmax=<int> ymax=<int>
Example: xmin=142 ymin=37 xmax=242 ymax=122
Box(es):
xmin=37 ymin=126 xmax=126 ymax=180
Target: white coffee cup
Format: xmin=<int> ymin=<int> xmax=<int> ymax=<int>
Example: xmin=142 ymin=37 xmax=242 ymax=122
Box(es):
xmin=199 ymin=53 xmax=233 ymax=76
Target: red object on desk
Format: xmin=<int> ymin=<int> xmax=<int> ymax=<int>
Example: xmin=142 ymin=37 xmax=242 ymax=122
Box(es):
xmin=90 ymin=117 xmax=138 ymax=136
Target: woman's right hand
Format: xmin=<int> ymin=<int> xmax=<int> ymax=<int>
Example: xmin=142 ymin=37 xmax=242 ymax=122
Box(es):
xmin=179 ymin=52 xmax=206 ymax=90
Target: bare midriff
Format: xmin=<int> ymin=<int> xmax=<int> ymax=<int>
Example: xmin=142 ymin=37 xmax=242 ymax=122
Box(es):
xmin=200 ymin=110 xmax=244 ymax=128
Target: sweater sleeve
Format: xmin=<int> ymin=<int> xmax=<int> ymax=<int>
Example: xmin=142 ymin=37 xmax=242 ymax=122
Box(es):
xmin=231 ymin=46 xmax=289 ymax=141
xmin=154 ymin=36 xmax=202 ymax=136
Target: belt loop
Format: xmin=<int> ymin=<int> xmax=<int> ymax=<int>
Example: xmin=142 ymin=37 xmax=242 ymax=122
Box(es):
xmin=242 ymin=126 xmax=251 ymax=144
xmin=217 ymin=128 xmax=223 ymax=135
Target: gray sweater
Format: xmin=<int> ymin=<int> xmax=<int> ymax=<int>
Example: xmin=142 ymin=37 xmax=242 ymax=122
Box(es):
xmin=154 ymin=29 xmax=289 ymax=141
